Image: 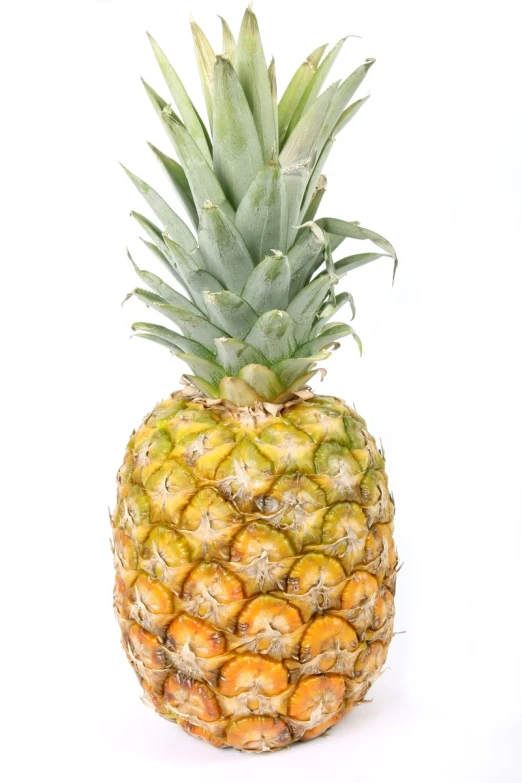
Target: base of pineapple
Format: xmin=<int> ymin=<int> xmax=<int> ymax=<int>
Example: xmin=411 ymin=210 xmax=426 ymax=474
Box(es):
xmin=113 ymin=389 xmax=397 ymax=751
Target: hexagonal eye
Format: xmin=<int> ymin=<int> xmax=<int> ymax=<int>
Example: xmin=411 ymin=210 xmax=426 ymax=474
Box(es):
xmin=225 ymin=715 xmax=292 ymax=751
xmin=166 ymin=613 xmax=226 ymax=658
xmin=163 ymin=674 xmax=221 ymax=721
xmin=218 ymin=653 xmax=288 ymax=697
xmin=288 ymin=674 xmax=345 ymax=721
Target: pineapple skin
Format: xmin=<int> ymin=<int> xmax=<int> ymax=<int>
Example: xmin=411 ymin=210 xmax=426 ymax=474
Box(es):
xmin=112 ymin=391 xmax=397 ymax=751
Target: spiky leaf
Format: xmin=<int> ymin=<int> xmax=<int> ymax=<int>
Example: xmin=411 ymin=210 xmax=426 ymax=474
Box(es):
xmin=286 ymin=274 xmax=331 ymax=343
xmin=235 ymin=160 xmax=288 ymax=262
xmin=128 ymin=256 xmax=202 ymax=315
xmin=246 ymin=310 xmax=296 ymax=362
xmin=284 ymin=38 xmax=346 ymax=140
xmin=190 ymin=20 xmax=215 ymax=129
xmin=238 ymin=365 xmax=283 ymax=401
xmin=241 ymin=254 xmax=291 ymax=314
xmin=148 ymin=34 xmax=212 ymax=163
xmin=163 ymin=112 xmax=234 ymax=220
xmin=278 ymin=44 xmax=327 ymax=144
xmin=235 ymin=8 xmax=277 ymax=161
xmin=122 ymin=167 xmax=198 ymax=255
xmin=218 ymin=377 xmax=263 ymax=405
xmin=203 ymin=291 xmax=258 ymax=339
xmin=176 ymin=354 xmax=227 ymax=386
xmin=298 ymin=323 xmax=357 ymax=355
xmin=148 ymin=143 xmax=198 ymax=228
xmin=198 ymin=203 xmax=254 ymax=293
xmin=213 ymin=56 xmax=263 ymax=209
xmin=131 ymin=322 xmax=214 ymax=359
xmin=220 ymin=17 xmax=236 ymax=61
xmin=287 ymin=222 xmax=327 ymax=295
xmin=214 ymin=338 xmax=267 ymax=374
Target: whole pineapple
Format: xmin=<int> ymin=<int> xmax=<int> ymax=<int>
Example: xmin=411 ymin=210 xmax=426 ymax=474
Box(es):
xmin=113 ymin=7 xmax=398 ymax=752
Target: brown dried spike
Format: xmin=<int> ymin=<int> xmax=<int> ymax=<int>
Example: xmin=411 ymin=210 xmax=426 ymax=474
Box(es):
xmin=133 ymin=573 xmax=175 ymax=615
xmin=299 ymin=615 xmax=358 ymax=662
xmin=286 ymin=553 xmax=345 ymax=594
xmin=166 ymin=613 xmax=226 ymax=658
xmin=287 ymin=674 xmax=345 ymax=721
xmin=226 ymin=715 xmax=292 ymax=751
xmin=236 ymin=595 xmax=303 ymax=637
xmin=128 ymin=624 xmax=167 ymax=669
xmin=230 ymin=522 xmax=295 ymax=563
xmin=163 ymin=673 xmax=221 ymax=721
xmin=218 ymin=653 xmax=288 ymax=697
xmin=340 ymin=570 xmax=379 ymax=610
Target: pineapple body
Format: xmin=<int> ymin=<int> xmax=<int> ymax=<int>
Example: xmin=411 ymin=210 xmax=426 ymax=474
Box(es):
xmin=112 ymin=392 xmax=396 ymax=751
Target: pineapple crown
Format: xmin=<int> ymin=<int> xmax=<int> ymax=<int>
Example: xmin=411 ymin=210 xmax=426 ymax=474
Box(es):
xmin=123 ymin=6 xmax=397 ymax=406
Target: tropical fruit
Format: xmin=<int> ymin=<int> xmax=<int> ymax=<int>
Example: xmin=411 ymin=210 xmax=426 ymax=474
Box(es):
xmin=113 ymin=6 xmax=397 ymax=751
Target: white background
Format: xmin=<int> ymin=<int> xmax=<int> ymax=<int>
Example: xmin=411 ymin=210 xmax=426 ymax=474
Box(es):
xmin=2 ymin=1 xmax=521 ymax=781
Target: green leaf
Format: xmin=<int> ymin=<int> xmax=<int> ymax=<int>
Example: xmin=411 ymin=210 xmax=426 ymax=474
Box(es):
xmin=133 ymin=291 xmax=225 ymax=348
xmin=128 ymin=254 xmax=202 ymax=316
xmin=268 ymin=58 xmax=278 ymax=157
xmin=122 ymin=166 xmax=198 ymax=255
xmin=214 ymin=338 xmax=267 ymax=374
xmin=300 ymin=94 xmax=371 ymax=221
xmin=186 ymin=375 xmax=220 ymax=398
xmin=241 ymin=253 xmax=291 ymax=314
xmin=298 ymin=323 xmax=357 ymax=355
xmin=284 ymin=38 xmax=346 ymax=141
xmin=271 ymin=357 xmax=317 ymax=387
xmin=286 ymin=274 xmax=331 ymax=343
xmin=213 ymin=56 xmax=263 ymax=209
xmin=162 ymin=112 xmax=234 ymax=220
xmin=190 ymin=20 xmax=215 ymax=129
xmin=141 ymin=78 xmax=172 ymax=120
xmin=184 ymin=269 xmax=224 ymax=311
xmin=302 ymin=174 xmax=327 ymax=223
xmin=219 ymin=377 xmax=263 ymax=405
xmin=198 ymin=202 xmax=255 ymax=293
xmin=333 ymin=92 xmax=370 ymax=135
xmin=131 ymin=322 xmax=214 ymax=359
xmin=278 ymin=44 xmax=327 ymax=145
xmin=334 ymin=252 xmax=390 ymax=277
xmin=299 ymin=140 xmax=333 ymax=224
xmin=283 ymin=165 xmax=315 ymax=251
xmin=235 ymin=8 xmax=277 ymax=162
xmin=203 ymin=291 xmax=258 ymax=339
xmin=219 ymin=16 xmax=236 ymax=62
xmin=238 ymin=365 xmax=283 ymax=401
xmin=235 ymin=160 xmax=288 ymax=262
xmin=148 ymin=33 xmax=212 ymax=164
xmin=147 ymin=143 xmax=198 ymax=228
xmin=131 ymin=211 xmax=168 ymax=252
xmin=317 ymin=217 xmax=398 ymax=279
xmin=329 ymin=61 xmax=374 ymax=130
xmin=280 ymin=82 xmax=339 ymax=170
xmin=287 ymin=222 xmax=327 ymax=296
xmin=162 ymin=235 xmax=201 ymax=286
xmin=317 ymin=291 xmax=355 ymax=324
xmin=280 ymin=83 xmax=339 ymax=246
xmin=176 ymin=354 xmax=227 ymax=386
xmin=245 ymin=310 xmax=296 ymax=362
xmin=136 ymin=237 xmax=186 ymax=290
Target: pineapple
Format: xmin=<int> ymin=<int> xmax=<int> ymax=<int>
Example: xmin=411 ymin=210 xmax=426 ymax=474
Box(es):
xmin=113 ymin=7 xmax=398 ymax=752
